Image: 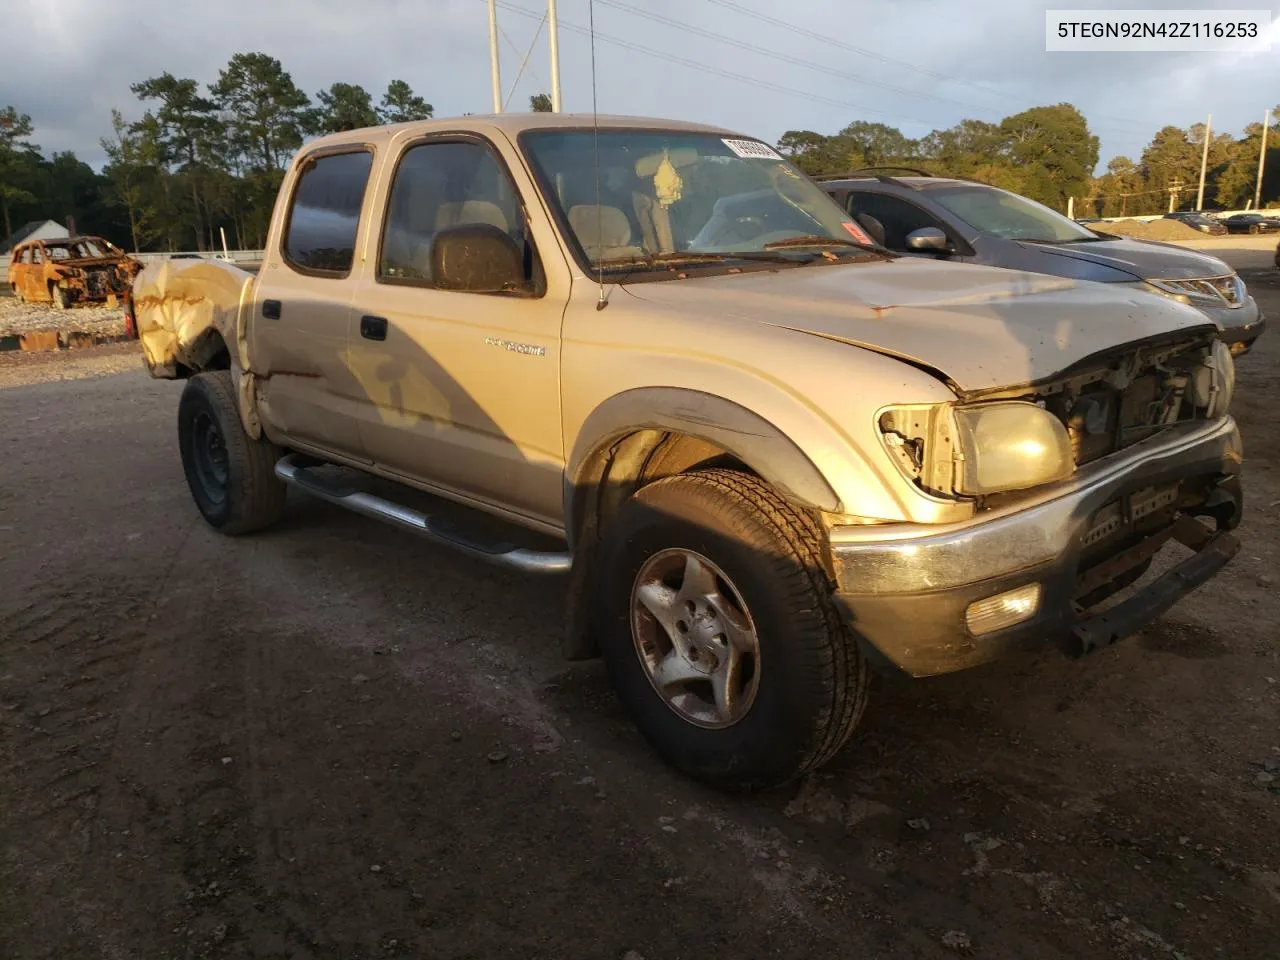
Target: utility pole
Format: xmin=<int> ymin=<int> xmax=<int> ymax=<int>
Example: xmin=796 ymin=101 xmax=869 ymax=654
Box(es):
xmin=1196 ymin=114 xmax=1212 ymax=211
xmin=548 ymin=0 xmax=562 ymax=112
xmin=1168 ymin=179 xmax=1184 ymax=213
xmin=1256 ymin=108 xmax=1272 ymax=211
xmin=1066 ymin=196 xmax=1074 ymax=220
xmin=487 ymin=0 xmax=503 ymax=113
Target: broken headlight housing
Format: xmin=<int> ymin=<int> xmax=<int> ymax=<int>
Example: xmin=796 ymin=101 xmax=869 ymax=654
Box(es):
xmin=1121 ymin=274 xmax=1246 ymax=309
xmin=878 ymin=400 xmax=1074 ymax=498
xmin=1187 ymin=338 xmax=1235 ymax=418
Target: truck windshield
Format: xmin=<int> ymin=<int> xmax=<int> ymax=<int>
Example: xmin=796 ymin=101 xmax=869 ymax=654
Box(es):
xmin=928 ymin=184 xmax=1102 ymax=243
xmin=520 ymin=129 xmax=873 ymax=271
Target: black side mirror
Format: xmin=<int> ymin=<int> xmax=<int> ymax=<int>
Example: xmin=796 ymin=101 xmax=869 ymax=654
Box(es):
xmin=905 ymin=227 xmax=950 ymax=252
xmin=431 ymin=224 xmax=528 ymax=294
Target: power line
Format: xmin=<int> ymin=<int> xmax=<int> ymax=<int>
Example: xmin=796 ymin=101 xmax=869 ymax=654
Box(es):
xmin=697 ymin=0 xmax=1155 ymax=132
xmin=493 ymin=0 xmax=947 ymax=127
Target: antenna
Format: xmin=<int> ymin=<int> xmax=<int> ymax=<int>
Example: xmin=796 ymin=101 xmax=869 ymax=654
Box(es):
xmin=588 ymin=0 xmax=609 ymax=309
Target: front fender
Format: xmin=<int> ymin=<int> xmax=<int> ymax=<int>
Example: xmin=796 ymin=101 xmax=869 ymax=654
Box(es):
xmin=567 ymin=387 xmax=841 ymax=515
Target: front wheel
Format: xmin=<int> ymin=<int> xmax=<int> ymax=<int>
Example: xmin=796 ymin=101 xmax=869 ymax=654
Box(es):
xmin=593 ymin=468 xmax=869 ymax=791
xmin=177 ymin=370 xmax=287 ymax=535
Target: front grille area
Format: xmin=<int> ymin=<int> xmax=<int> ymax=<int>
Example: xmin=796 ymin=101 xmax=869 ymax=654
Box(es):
xmin=1041 ymin=347 xmax=1212 ymax=467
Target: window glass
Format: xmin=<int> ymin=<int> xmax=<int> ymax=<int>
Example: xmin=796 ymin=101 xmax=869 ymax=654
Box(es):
xmin=846 ymin=192 xmax=945 ymax=251
xmin=284 ymin=150 xmax=374 ymax=274
xmin=31 ymin=246 xmax=43 ymax=264
xmin=928 ymin=185 xmax=1098 ymax=242
xmin=379 ymin=140 xmax=532 ymax=287
xmin=521 ymin=129 xmax=867 ymax=272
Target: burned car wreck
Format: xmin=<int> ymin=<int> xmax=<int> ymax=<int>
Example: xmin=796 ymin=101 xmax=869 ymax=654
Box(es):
xmin=6 ymin=236 xmax=142 ymax=308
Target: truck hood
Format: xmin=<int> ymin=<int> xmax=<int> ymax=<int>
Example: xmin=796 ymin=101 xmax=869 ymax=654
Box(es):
xmin=621 ymin=258 xmax=1217 ymax=396
xmin=1019 ymin=235 xmax=1233 ymax=281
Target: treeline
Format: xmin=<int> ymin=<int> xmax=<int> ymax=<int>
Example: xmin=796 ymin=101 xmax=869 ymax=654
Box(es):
xmin=0 ymin=51 xmax=557 ymax=254
xmin=2 ymin=62 xmax=1278 ymax=255
xmin=778 ymin=102 xmax=1280 ymax=216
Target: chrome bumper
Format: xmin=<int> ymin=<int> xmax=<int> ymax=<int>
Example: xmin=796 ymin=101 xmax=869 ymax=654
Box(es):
xmin=829 ymin=417 xmax=1243 ymax=676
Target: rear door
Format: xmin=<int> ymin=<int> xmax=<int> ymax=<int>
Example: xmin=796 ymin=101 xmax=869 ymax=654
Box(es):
xmin=250 ymin=147 xmax=377 ymax=460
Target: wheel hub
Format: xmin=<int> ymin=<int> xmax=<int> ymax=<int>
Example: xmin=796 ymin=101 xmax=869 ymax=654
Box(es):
xmin=629 ymin=548 xmax=761 ymax=729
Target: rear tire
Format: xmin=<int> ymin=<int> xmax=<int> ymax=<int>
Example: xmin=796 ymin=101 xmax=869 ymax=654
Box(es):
xmin=593 ymin=468 xmax=869 ymax=791
xmin=177 ymin=370 xmax=286 ymax=535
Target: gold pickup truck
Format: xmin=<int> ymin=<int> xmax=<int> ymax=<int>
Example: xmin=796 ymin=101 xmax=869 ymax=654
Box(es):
xmin=129 ymin=114 xmax=1244 ymax=791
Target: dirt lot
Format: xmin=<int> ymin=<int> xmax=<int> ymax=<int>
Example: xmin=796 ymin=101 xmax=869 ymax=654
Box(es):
xmin=1 ymin=254 xmax=1277 ymax=960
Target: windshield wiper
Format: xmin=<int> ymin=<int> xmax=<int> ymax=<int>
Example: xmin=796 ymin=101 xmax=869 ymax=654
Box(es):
xmin=762 ymin=234 xmax=892 ymax=256
xmin=596 ymin=251 xmax=807 ymax=271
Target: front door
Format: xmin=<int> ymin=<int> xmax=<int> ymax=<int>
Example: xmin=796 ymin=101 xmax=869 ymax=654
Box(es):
xmin=250 ymin=148 xmax=376 ymax=461
xmin=346 ymin=135 xmax=566 ymax=527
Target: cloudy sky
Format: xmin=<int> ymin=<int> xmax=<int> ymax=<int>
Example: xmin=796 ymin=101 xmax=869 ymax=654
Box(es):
xmin=3 ymin=0 xmax=1276 ymax=172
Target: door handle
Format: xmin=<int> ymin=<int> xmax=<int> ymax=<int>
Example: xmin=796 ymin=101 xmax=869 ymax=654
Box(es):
xmin=360 ymin=315 xmax=388 ymax=341
xmin=262 ymin=299 xmax=281 ymax=320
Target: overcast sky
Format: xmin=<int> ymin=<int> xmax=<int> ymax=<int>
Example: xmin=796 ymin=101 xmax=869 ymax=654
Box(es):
xmin=3 ymin=0 xmax=1276 ymax=172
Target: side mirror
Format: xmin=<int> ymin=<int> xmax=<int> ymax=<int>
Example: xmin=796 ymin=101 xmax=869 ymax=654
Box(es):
xmin=905 ymin=227 xmax=950 ymax=252
xmin=431 ymin=224 xmax=529 ymax=294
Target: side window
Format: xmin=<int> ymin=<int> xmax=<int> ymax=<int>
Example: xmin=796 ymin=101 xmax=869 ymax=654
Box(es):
xmin=847 ymin=192 xmax=946 ymax=251
xmin=378 ymin=139 xmax=536 ymax=292
xmin=283 ymin=150 xmax=374 ymax=276
xmin=31 ymin=246 xmax=43 ymax=264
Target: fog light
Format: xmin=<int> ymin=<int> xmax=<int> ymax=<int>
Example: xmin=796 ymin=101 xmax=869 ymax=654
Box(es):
xmin=964 ymin=583 xmax=1041 ymax=636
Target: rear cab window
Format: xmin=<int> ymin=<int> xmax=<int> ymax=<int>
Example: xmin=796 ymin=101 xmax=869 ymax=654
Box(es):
xmin=282 ymin=149 xmax=376 ymax=277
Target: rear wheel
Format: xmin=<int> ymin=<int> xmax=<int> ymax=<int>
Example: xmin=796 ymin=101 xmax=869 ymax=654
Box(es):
xmin=593 ymin=468 xmax=869 ymax=791
xmin=177 ymin=370 xmax=286 ymax=535
xmin=1250 ymin=224 xmax=1261 ymax=235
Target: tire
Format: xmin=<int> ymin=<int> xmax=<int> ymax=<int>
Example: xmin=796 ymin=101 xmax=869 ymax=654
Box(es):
xmin=593 ymin=468 xmax=869 ymax=791
xmin=1250 ymin=224 xmax=1261 ymax=235
xmin=51 ymin=285 xmax=70 ymax=309
xmin=177 ymin=370 xmax=287 ymax=535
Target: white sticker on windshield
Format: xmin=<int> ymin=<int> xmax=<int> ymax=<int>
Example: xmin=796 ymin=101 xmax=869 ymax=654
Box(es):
xmin=722 ymin=138 xmax=782 ymax=161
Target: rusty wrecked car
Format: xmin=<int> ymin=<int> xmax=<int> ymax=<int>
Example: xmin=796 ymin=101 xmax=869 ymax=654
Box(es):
xmin=7 ymin=235 xmax=142 ymax=309
xmin=126 ymin=114 xmax=1245 ymax=791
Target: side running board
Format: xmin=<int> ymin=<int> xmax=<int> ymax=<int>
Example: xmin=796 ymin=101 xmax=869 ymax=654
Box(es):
xmin=273 ymin=454 xmax=572 ymax=575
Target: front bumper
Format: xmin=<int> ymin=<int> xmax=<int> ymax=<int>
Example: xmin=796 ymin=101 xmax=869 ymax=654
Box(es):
xmin=1199 ymin=296 xmax=1264 ymax=354
xmin=829 ymin=417 xmax=1243 ymax=677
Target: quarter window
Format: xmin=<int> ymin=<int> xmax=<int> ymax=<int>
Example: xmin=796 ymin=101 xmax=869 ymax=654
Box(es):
xmin=379 ymin=140 xmax=536 ymax=290
xmin=283 ymin=150 xmax=374 ymax=275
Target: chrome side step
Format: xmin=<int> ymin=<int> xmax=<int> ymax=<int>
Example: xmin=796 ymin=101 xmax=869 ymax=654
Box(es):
xmin=273 ymin=454 xmax=572 ymax=575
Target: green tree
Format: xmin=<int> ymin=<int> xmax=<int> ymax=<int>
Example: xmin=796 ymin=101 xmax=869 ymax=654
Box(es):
xmin=529 ymin=93 xmax=553 ymax=113
xmin=100 ymin=109 xmax=160 ymax=251
xmin=130 ymin=73 xmax=219 ymax=248
xmin=917 ymin=119 xmax=1003 ymax=176
xmin=377 ymin=80 xmax=433 ymax=124
xmin=999 ymin=104 xmax=1098 ymax=209
xmin=309 ymin=82 xmax=378 ymax=133
xmin=210 ymin=52 xmax=311 ymax=173
xmin=835 ymin=121 xmax=917 ymax=168
xmin=1139 ymin=126 xmax=1201 ymax=213
xmin=776 ymin=130 xmax=841 ymax=175
xmin=0 ymin=105 xmax=39 ymax=242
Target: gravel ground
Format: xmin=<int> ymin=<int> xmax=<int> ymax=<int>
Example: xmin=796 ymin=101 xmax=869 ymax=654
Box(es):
xmin=0 ymin=294 xmax=126 ymax=338
xmin=1 ymin=257 xmax=1277 ymax=960
xmin=0 ymin=340 xmax=144 ymax=387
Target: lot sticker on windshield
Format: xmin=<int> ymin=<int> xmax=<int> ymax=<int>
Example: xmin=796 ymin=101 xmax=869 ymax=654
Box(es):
xmin=722 ymin=138 xmax=782 ymax=160
xmin=841 ymin=221 xmax=873 ymax=244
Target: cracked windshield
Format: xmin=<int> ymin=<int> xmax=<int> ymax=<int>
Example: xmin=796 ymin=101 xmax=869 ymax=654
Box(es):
xmin=521 ymin=129 xmax=874 ymax=270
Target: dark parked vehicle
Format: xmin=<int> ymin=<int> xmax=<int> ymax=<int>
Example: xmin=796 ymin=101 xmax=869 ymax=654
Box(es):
xmin=1164 ymin=211 xmax=1228 ymax=236
xmin=1222 ymin=212 xmax=1280 ymax=235
xmin=818 ymin=168 xmax=1265 ymax=353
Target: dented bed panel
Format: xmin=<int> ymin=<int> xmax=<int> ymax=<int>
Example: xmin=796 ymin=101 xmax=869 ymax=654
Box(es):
xmin=131 ymin=259 xmax=256 ymax=378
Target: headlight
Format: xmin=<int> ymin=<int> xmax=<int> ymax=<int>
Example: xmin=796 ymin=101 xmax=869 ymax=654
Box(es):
xmin=1135 ymin=275 xmax=1246 ymax=308
xmin=1189 ymin=339 xmax=1235 ymax=418
xmin=952 ymin=402 xmax=1074 ymax=496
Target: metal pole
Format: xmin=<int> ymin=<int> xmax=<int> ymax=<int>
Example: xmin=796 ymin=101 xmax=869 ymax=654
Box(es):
xmin=1256 ymin=108 xmax=1271 ymax=210
xmin=488 ymin=0 xmax=503 ymax=113
xmin=1066 ymin=196 xmax=1074 ymax=220
xmin=548 ymin=0 xmax=562 ymax=111
xmin=1196 ymin=113 xmax=1211 ymax=211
